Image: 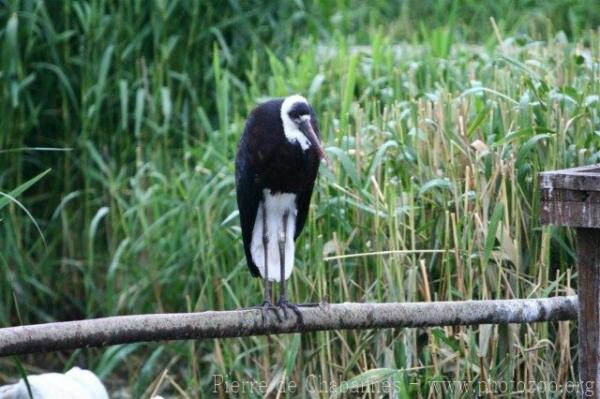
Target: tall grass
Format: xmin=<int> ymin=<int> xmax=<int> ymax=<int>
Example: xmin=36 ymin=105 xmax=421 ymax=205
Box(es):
xmin=1 ymin=0 xmax=599 ymax=397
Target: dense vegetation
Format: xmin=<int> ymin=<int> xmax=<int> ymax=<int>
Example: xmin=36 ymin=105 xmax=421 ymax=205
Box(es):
xmin=1 ymin=0 xmax=599 ymax=397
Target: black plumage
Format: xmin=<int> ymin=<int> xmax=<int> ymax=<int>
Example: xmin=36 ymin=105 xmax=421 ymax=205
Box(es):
xmin=235 ymin=98 xmax=322 ymax=278
xmin=234 ymin=95 xmax=325 ymax=325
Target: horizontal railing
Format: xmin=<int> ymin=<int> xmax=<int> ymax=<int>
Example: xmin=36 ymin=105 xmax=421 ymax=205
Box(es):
xmin=0 ymin=296 xmax=577 ymax=357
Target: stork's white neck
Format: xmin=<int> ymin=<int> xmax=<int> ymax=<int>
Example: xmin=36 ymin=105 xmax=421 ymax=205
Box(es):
xmin=280 ymin=95 xmax=311 ymax=151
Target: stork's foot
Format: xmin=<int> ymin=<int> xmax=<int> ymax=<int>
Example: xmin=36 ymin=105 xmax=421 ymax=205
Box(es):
xmin=277 ymin=296 xmax=304 ymax=324
xmin=260 ymin=300 xmax=282 ymax=325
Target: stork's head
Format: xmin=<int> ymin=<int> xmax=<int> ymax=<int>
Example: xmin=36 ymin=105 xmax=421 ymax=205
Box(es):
xmin=280 ymin=95 xmax=326 ymax=160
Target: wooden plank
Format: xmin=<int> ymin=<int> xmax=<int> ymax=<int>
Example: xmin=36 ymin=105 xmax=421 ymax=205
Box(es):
xmin=541 ymin=188 xmax=600 ymax=203
xmin=576 ymin=228 xmax=600 ymax=398
xmin=541 ymin=164 xmax=600 ymax=175
xmin=540 ymin=166 xmax=600 ymax=397
xmin=540 ymin=201 xmax=600 ymax=228
xmin=539 ymin=164 xmax=600 ymax=192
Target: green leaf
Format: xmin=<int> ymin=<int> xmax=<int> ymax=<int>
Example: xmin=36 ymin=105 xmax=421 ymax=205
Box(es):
xmin=0 ymin=169 xmax=51 ymax=246
xmin=483 ymin=202 xmax=504 ymax=270
xmin=496 ymin=127 xmax=555 ymax=147
xmin=284 ymin=334 xmax=301 ymax=378
xmin=366 ymin=140 xmax=398 ymax=185
xmin=89 ymin=206 xmax=110 ymax=242
xmin=340 ymin=53 xmax=359 ymax=131
xmin=96 ymin=344 xmax=142 ymax=378
xmin=466 ymin=106 xmax=490 ymax=137
xmin=418 ymin=178 xmax=453 ymax=196
xmin=13 ymin=357 xmax=34 ymax=399
xmin=460 ymin=86 xmax=518 ymax=105
xmin=432 ymin=328 xmax=462 ymax=353
xmin=516 ymin=133 xmax=555 ymax=166
xmin=326 ymin=146 xmax=360 ymax=186
xmin=0 ymin=169 xmax=51 ymax=211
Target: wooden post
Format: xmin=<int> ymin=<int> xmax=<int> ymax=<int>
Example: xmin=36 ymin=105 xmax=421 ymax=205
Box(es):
xmin=540 ymin=164 xmax=600 ymax=397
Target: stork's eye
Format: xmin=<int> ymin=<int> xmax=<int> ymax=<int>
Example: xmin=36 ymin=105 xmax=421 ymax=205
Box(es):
xmin=288 ymin=112 xmax=305 ymax=125
xmin=288 ymin=102 xmax=311 ymax=122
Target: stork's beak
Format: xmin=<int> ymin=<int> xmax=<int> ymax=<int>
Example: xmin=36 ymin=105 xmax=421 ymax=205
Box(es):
xmin=299 ymin=119 xmax=328 ymax=164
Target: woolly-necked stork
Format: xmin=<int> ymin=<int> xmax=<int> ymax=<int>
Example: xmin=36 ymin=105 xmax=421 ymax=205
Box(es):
xmin=235 ymin=94 xmax=325 ymax=322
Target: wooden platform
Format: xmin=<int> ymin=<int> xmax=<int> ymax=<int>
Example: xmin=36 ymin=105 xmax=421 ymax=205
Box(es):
xmin=540 ymin=164 xmax=600 ymax=228
xmin=540 ymin=164 xmax=600 ymax=397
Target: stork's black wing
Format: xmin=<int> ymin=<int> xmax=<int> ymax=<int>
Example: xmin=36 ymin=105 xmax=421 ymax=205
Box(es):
xmin=294 ymin=183 xmax=315 ymax=240
xmin=235 ymin=147 xmax=261 ymax=277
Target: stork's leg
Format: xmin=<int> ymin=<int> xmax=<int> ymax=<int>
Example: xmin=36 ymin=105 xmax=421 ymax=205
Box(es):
xmin=277 ymin=210 xmax=303 ymax=323
xmin=261 ymin=202 xmax=281 ymax=324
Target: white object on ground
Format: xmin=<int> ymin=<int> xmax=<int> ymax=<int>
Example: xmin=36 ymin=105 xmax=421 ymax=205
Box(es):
xmin=0 ymin=367 xmax=109 ymax=399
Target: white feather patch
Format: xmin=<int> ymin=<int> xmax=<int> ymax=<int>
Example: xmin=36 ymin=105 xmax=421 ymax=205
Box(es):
xmin=280 ymin=95 xmax=311 ymax=150
xmin=250 ymin=190 xmax=297 ymax=282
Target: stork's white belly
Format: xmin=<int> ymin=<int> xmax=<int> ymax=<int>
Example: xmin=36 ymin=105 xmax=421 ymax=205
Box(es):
xmin=250 ymin=190 xmax=297 ymax=282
